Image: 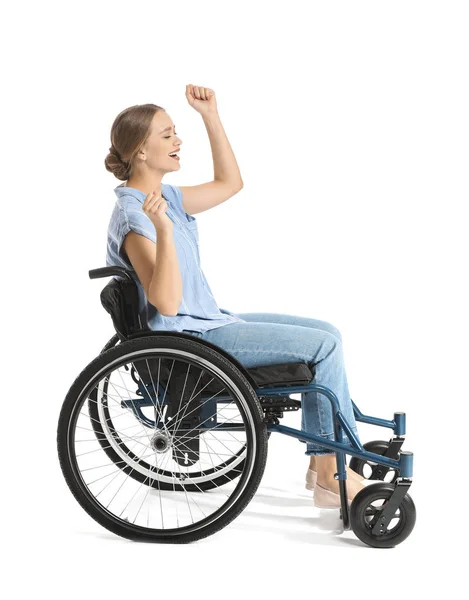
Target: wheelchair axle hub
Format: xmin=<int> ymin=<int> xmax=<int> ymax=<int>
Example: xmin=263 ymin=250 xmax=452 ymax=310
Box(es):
xmin=150 ymin=432 xmax=173 ymax=454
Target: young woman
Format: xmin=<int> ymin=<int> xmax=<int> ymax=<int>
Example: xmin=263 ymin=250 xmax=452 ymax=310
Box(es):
xmin=104 ymin=84 xmax=366 ymax=508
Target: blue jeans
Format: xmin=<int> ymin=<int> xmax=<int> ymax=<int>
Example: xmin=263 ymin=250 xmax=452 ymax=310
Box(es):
xmin=183 ymin=312 xmax=361 ymax=456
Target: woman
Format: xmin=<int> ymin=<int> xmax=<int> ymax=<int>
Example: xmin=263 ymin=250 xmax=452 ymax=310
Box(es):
xmin=104 ymin=84 xmax=366 ymax=508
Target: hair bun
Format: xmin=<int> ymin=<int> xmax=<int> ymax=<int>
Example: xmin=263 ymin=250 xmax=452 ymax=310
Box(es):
xmin=105 ymin=146 xmax=130 ymax=181
xmin=109 ymin=145 xmax=121 ymax=159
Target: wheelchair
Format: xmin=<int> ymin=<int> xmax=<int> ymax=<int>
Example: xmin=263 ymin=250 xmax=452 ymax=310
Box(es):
xmin=56 ymin=266 xmax=416 ymax=548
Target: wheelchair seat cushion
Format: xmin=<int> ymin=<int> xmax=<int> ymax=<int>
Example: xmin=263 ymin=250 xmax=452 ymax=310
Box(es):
xmin=135 ymin=359 xmax=314 ymax=395
xmin=246 ymin=362 xmax=314 ymax=388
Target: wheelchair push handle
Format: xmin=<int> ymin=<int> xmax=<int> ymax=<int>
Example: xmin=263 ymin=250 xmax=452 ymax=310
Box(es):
xmin=88 ymin=266 xmax=134 ymax=281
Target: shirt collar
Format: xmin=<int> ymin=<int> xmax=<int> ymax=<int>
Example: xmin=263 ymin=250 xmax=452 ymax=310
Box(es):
xmin=114 ymin=182 xmax=168 ymax=203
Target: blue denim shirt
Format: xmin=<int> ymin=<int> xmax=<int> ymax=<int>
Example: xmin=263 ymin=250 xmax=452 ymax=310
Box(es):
xmin=106 ymin=181 xmax=246 ymax=334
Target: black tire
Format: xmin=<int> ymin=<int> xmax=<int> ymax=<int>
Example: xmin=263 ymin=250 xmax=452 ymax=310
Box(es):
xmin=349 ymin=440 xmax=400 ymax=483
xmin=350 ymin=483 xmax=416 ymax=548
xmin=57 ymin=334 xmax=269 ymax=543
xmin=99 ymin=333 xmax=121 ymax=354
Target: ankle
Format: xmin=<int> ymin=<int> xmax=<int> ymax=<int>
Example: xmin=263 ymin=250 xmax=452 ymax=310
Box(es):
xmin=315 ymin=455 xmax=337 ymax=481
xmin=317 ymin=471 xmax=337 ymax=487
xmin=310 ymin=452 xmax=334 ymax=471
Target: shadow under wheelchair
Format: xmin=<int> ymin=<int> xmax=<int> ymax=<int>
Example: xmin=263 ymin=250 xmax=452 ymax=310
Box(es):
xmin=57 ymin=265 xmax=416 ymax=548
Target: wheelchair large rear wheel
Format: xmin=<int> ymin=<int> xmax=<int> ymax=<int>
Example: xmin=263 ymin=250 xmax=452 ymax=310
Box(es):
xmin=57 ymin=334 xmax=269 ymax=543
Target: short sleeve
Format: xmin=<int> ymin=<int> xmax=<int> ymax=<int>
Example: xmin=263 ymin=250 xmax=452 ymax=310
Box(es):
xmin=117 ymin=199 xmax=156 ymax=263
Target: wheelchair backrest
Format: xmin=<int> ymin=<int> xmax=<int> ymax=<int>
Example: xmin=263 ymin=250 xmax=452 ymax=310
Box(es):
xmin=100 ymin=276 xmax=149 ymax=341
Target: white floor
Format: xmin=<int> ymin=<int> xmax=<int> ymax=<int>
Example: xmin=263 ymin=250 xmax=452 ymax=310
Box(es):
xmin=7 ymin=406 xmax=460 ymax=600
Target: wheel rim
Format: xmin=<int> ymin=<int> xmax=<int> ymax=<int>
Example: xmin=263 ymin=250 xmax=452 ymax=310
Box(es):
xmin=361 ymin=494 xmax=405 ymax=538
xmin=67 ymin=346 xmax=258 ymax=535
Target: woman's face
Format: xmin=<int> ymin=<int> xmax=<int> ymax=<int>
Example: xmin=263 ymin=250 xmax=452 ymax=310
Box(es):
xmin=140 ymin=110 xmax=182 ymax=173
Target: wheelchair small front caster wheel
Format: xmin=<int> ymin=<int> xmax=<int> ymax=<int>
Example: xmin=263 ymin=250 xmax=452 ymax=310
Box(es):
xmin=349 ymin=482 xmax=416 ymax=548
xmin=349 ymin=440 xmax=400 ymax=483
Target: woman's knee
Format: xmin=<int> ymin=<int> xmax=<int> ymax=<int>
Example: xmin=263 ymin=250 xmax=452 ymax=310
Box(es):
xmin=318 ymin=320 xmax=342 ymax=344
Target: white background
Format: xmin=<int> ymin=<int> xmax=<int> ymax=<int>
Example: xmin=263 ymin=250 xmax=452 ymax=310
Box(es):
xmin=3 ymin=0 xmax=467 ymax=597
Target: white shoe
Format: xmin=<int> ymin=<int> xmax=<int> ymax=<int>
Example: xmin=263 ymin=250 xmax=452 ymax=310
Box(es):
xmin=305 ymin=468 xmax=317 ymax=491
xmin=307 ymin=466 xmax=367 ymax=491
xmin=313 ymin=481 xmax=353 ymax=509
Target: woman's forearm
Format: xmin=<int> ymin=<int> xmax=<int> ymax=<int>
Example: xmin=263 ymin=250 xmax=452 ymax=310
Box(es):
xmin=202 ymin=111 xmax=244 ymax=187
xmin=148 ymin=231 xmax=183 ymax=316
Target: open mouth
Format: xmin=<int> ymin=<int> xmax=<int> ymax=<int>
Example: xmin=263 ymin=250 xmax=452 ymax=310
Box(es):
xmin=169 ymin=152 xmax=180 ymax=161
